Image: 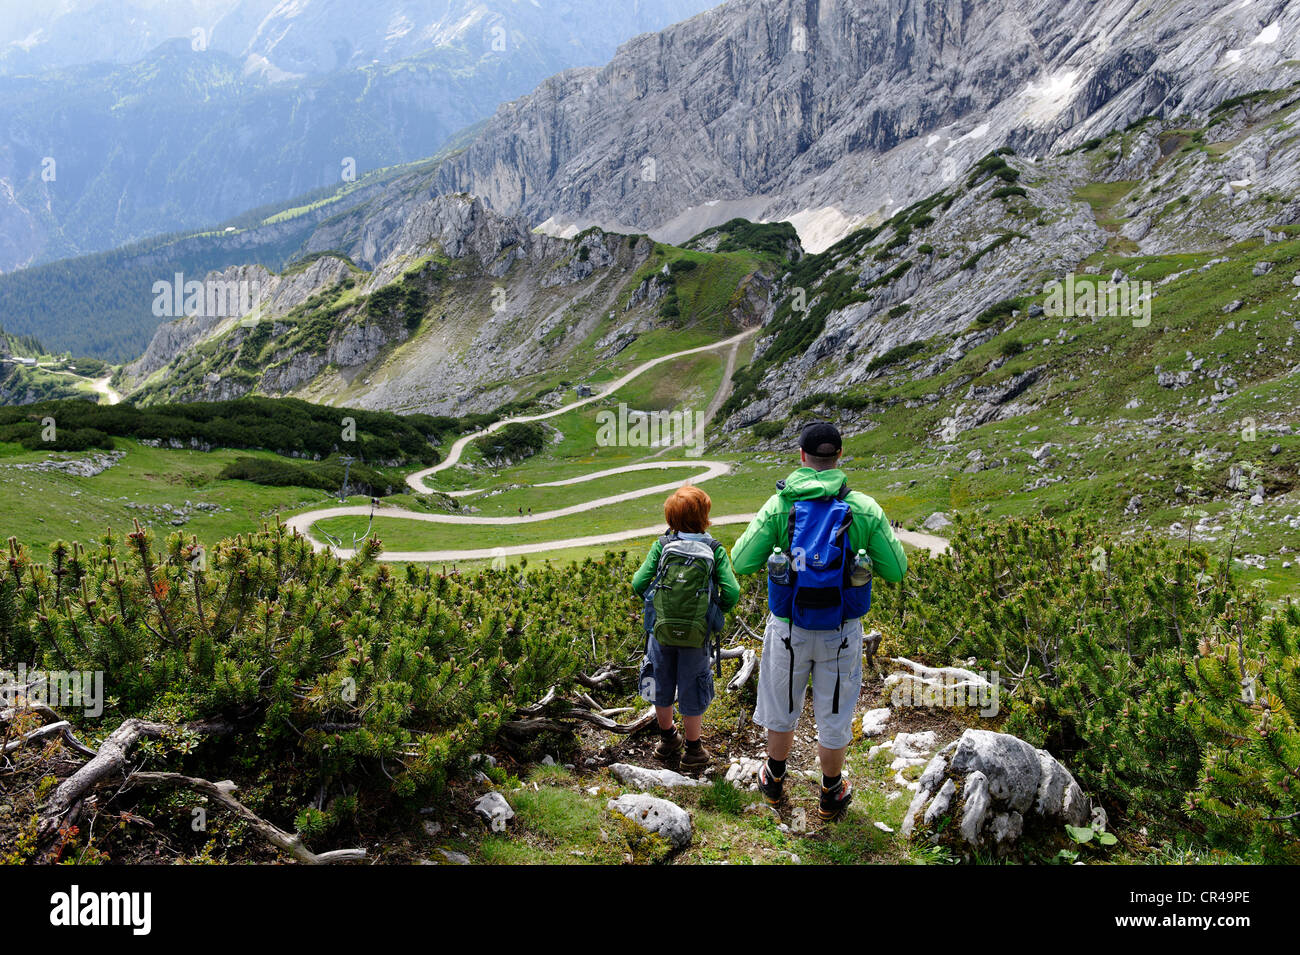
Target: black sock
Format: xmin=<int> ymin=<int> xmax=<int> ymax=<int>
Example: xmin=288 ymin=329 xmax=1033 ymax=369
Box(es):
xmin=767 ymin=757 xmax=786 ymax=779
xmin=659 ymin=726 xmax=677 ymax=740
xmin=822 ymin=773 xmax=842 ymax=792
xmin=685 ymin=737 xmax=703 ymax=750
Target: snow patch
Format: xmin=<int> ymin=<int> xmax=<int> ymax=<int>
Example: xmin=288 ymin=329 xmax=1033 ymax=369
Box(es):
xmin=535 ymin=216 xmax=583 ymax=240
xmin=1251 ymin=22 xmax=1280 ymax=45
xmin=783 ymin=206 xmax=874 ymax=254
xmin=1019 ymin=70 xmax=1079 ymax=125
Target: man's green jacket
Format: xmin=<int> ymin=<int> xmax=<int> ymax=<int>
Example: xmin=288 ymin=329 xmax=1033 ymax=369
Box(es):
xmin=730 ymin=467 xmax=908 ymax=585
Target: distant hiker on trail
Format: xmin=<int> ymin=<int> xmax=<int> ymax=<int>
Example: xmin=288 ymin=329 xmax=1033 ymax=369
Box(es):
xmin=632 ymin=485 xmax=740 ymax=771
xmin=730 ymin=422 xmax=907 ymax=820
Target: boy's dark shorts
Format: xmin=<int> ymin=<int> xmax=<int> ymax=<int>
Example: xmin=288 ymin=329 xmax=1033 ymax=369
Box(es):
xmin=638 ymin=636 xmax=715 ymax=717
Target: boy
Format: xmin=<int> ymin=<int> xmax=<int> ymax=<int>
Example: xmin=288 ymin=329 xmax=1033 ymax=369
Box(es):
xmin=632 ymin=485 xmax=740 ymax=770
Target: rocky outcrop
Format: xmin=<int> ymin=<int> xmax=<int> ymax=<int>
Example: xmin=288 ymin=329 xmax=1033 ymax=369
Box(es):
xmin=124 ymin=195 xmax=686 ymax=413
xmin=609 ymin=763 xmax=701 ymax=790
xmin=902 ymin=729 xmax=1092 ymax=853
xmin=122 ymin=259 xmax=353 ymax=388
xmin=607 ymin=793 xmax=692 ymax=849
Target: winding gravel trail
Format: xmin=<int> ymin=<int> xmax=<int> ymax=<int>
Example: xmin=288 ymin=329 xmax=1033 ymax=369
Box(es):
xmin=286 ymin=329 xmax=948 ymax=561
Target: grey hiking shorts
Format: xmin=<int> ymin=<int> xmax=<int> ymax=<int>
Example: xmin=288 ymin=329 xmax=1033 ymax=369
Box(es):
xmin=753 ymin=613 xmax=864 ymax=750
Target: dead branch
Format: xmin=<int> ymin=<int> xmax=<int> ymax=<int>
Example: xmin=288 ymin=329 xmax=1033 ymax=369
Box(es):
xmin=575 ymin=663 xmax=631 ymax=689
xmin=4 ymin=720 xmax=78 ymax=755
xmin=722 ymin=647 xmax=758 ymax=693
xmin=515 ymin=685 xmax=559 ymax=717
xmin=560 ymin=706 xmax=656 ymax=732
xmin=124 ymin=772 xmax=365 ymax=865
xmin=864 ymin=629 xmax=883 ymax=668
xmin=503 ymin=704 xmax=656 ymax=737
xmin=39 ymin=716 xmax=232 ymax=841
xmin=2 ymin=701 xmax=107 ymax=758
xmin=885 ymin=656 xmax=992 ymax=690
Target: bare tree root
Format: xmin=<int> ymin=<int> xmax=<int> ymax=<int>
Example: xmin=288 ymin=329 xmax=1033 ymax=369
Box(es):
xmin=38 ymin=716 xmax=232 ymax=842
xmin=123 ymin=772 xmax=366 ymax=865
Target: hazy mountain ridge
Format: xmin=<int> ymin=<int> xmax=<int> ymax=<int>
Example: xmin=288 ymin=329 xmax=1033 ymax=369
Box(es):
xmin=0 ymin=0 xmax=721 ymax=273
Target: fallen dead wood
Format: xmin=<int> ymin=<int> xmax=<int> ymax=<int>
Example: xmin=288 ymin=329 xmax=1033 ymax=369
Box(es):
xmin=38 ymin=716 xmax=232 ymax=842
xmin=515 ymin=686 xmax=559 ymax=718
xmin=885 ymin=656 xmax=993 ymax=691
xmin=719 ymin=646 xmax=757 ymax=693
xmin=1 ymin=700 xmax=98 ymax=758
xmin=503 ymin=704 xmax=656 ymax=737
xmin=574 ymin=663 xmax=633 ymax=689
xmin=123 ymin=772 xmax=366 ymax=865
xmin=3 ymin=720 xmax=79 ymax=756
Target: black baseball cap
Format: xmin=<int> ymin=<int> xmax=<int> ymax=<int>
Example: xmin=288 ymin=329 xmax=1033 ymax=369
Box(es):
xmin=799 ymin=421 xmax=842 ymax=456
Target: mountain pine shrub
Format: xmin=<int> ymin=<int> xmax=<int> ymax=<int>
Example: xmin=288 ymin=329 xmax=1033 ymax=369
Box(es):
xmin=872 ymin=515 xmax=1295 ymax=852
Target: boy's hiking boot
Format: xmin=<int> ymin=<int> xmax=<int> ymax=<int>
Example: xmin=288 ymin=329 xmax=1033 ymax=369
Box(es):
xmin=818 ymin=777 xmax=853 ymax=821
xmin=653 ymin=728 xmax=683 ymax=761
xmin=681 ymin=741 xmax=711 ymax=772
xmin=757 ymin=761 xmax=785 ymax=806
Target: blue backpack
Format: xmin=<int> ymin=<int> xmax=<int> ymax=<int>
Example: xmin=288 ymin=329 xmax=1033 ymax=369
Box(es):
xmin=767 ymin=482 xmax=872 ymax=713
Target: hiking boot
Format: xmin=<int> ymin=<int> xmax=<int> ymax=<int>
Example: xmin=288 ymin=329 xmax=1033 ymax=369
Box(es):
xmin=818 ymin=778 xmax=853 ymax=822
xmin=680 ymin=741 xmax=711 ymax=772
xmin=757 ymin=761 xmax=785 ymax=806
xmin=653 ymin=728 xmax=683 ymax=761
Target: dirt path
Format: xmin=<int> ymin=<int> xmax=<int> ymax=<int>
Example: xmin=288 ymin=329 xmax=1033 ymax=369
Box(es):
xmin=286 ymin=501 xmax=948 ymax=562
xmin=43 ymin=368 xmax=122 ymax=405
xmin=90 ymin=376 xmax=122 ymax=405
xmin=406 ymin=329 xmax=757 ymax=493
xmin=288 ymin=328 xmax=948 ymax=562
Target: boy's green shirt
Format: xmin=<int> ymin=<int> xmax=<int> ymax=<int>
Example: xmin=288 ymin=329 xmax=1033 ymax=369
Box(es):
xmin=632 ymin=534 xmax=741 ymax=611
xmin=730 ymin=467 xmax=908 ymax=583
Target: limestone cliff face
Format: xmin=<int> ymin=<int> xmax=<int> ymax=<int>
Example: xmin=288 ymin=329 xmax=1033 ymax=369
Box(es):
xmin=718 ymin=88 xmax=1300 ymax=437
xmin=426 ymin=0 xmax=1300 ymax=251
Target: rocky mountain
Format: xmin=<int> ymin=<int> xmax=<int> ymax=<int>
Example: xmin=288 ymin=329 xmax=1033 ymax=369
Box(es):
xmin=217 ymin=0 xmax=724 ymax=78
xmin=120 ymin=194 xmax=780 ymax=413
xmin=719 ymin=83 xmax=1300 ymax=435
xmin=0 ymin=0 xmax=235 ymax=73
xmin=427 ymin=0 xmax=1300 ymax=252
xmin=0 ymin=0 xmax=721 ymax=273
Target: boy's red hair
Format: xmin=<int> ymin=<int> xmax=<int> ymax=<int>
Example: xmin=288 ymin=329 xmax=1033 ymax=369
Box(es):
xmin=664 ymin=484 xmax=712 ymax=533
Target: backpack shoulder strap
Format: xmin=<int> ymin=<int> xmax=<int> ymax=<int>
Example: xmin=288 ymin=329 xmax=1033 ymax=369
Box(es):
xmin=835 ymin=482 xmax=851 ymax=501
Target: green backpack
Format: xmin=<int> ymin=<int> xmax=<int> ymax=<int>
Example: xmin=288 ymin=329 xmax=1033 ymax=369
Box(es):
xmin=644 ymin=532 xmax=724 ymax=650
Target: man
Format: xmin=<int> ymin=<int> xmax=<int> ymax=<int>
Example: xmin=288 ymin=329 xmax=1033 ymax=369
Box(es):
xmin=731 ymin=422 xmax=907 ymax=820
